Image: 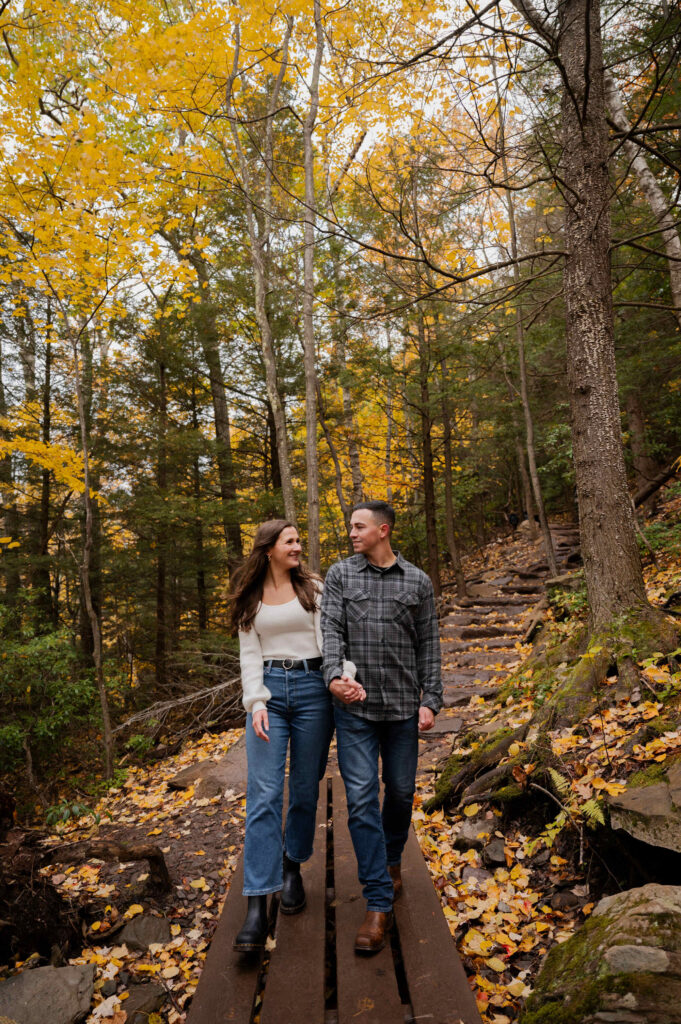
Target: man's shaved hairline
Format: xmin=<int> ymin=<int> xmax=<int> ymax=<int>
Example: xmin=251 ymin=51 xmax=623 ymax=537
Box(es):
xmin=351 ymin=501 xmax=395 ymax=532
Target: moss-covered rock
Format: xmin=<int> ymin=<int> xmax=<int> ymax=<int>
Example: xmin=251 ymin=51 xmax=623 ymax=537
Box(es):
xmin=521 ymin=884 xmax=681 ymax=1023
xmin=608 ymin=757 xmax=681 ymax=854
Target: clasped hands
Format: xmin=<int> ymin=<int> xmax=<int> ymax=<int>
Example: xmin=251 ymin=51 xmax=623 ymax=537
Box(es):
xmin=329 ymin=670 xmax=366 ymax=705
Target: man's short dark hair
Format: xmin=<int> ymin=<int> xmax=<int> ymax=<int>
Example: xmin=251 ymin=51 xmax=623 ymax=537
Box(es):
xmin=352 ymin=501 xmax=395 ymax=532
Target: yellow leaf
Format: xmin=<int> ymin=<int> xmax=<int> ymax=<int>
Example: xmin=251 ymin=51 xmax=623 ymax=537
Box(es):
xmin=171 ymin=924 xmax=181 ymax=936
xmin=90 ymin=921 xmax=101 ymax=931
xmin=147 ymin=828 xmax=163 ymax=836
xmin=464 ymin=804 xmax=480 ymax=817
xmin=485 ymin=956 xmax=506 ymax=972
xmin=124 ymin=904 xmax=144 ymax=919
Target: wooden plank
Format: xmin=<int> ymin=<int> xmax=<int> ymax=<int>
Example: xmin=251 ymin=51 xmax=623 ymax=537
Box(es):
xmin=185 ymin=853 xmax=261 ymax=1024
xmin=260 ymin=778 xmax=328 ymax=1024
xmin=394 ymin=827 xmax=482 ymax=1024
xmin=332 ymin=776 xmax=407 ymax=1024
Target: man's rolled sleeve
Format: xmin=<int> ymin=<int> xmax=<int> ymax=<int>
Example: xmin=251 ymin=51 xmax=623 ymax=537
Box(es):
xmin=321 ymin=563 xmax=346 ymax=686
xmin=416 ymin=579 xmax=443 ymax=714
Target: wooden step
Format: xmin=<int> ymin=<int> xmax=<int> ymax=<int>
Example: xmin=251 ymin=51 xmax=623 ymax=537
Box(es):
xmin=187 ymin=775 xmax=482 ymax=1024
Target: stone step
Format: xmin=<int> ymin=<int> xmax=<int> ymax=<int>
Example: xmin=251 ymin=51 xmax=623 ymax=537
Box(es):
xmin=460 ymin=624 xmax=520 ymax=639
xmin=442 ymin=669 xmax=497 ymax=684
xmin=447 ymin=650 xmax=521 ymax=667
xmin=444 ymin=686 xmax=498 ymax=706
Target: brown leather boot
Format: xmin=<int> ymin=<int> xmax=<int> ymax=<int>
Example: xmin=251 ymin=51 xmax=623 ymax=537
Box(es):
xmin=354 ymin=910 xmax=393 ymax=954
xmin=388 ymin=863 xmax=402 ymax=900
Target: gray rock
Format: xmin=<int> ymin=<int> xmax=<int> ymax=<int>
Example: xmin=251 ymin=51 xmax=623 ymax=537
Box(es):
xmin=100 ymin=980 xmax=117 ymax=998
xmin=428 ymin=716 xmax=463 ymax=735
xmin=122 ymin=983 xmax=166 ymax=1024
xmin=461 ymin=866 xmax=493 ymax=886
xmin=0 ymin=966 xmax=95 ymax=1024
xmin=167 ymin=736 xmax=247 ymax=796
xmin=523 ymin=884 xmax=681 ymax=1023
xmin=119 ymin=914 xmax=171 ymax=950
xmin=606 ymin=764 xmax=681 ymax=856
xmin=482 ymin=838 xmax=507 ymax=867
xmin=603 ymin=945 xmax=669 ymax=974
xmin=453 ymin=816 xmax=492 ymax=851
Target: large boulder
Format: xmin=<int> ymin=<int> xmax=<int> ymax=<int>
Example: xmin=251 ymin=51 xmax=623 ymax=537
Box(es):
xmin=607 ymin=760 xmax=681 ymax=853
xmin=521 ymin=884 xmax=681 ymax=1023
xmin=0 ymin=966 xmax=95 ymax=1024
xmin=167 ymin=737 xmax=247 ymax=798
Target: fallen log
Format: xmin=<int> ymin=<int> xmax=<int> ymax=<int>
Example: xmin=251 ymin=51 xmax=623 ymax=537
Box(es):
xmin=633 ymin=456 xmax=680 ymax=507
xmin=42 ymin=841 xmax=172 ymax=891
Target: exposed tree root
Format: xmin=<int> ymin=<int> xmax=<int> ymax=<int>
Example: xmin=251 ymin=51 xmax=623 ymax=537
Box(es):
xmin=428 ymin=604 xmax=680 ymax=815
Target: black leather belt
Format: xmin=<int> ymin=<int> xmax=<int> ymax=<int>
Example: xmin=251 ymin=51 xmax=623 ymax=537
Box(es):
xmin=265 ymin=657 xmax=323 ymax=671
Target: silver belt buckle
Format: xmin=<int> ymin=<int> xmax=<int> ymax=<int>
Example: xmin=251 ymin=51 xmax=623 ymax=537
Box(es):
xmin=282 ymin=657 xmax=294 ymax=670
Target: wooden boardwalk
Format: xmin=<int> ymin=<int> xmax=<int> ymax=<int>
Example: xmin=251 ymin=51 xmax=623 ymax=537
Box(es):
xmin=186 ymin=773 xmax=481 ymax=1024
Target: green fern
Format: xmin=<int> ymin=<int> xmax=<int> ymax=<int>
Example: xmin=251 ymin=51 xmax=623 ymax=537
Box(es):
xmin=547 ymin=766 xmax=571 ymax=796
xmin=581 ymin=798 xmax=605 ymax=827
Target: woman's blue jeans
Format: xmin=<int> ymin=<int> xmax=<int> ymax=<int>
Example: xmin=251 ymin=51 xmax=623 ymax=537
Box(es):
xmin=243 ymin=664 xmax=333 ymax=896
xmin=334 ymin=707 xmax=419 ymax=912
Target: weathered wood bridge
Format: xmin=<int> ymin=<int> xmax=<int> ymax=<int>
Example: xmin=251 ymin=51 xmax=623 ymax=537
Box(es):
xmin=186 ymin=772 xmax=481 ymax=1024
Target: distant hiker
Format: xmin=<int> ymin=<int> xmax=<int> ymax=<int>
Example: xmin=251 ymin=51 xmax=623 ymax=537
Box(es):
xmin=321 ymin=501 xmax=442 ymax=954
xmin=506 ymin=511 xmax=520 ymax=530
xmin=230 ymin=520 xmax=335 ymax=952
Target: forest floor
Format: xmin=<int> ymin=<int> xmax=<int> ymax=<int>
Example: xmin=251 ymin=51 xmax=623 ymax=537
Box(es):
xmin=7 ymin=485 xmax=681 ymax=1024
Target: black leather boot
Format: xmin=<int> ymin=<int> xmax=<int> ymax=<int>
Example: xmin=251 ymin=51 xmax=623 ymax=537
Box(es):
xmin=233 ymin=895 xmax=268 ymax=951
xmin=280 ymin=854 xmax=306 ymax=914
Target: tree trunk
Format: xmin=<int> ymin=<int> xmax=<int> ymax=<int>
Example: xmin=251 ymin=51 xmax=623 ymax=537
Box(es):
xmin=439 ymin=359 xmax=467 ymax=598
xmin=226 ymin=23 xmax=297 ymax=524
xmin=301 ymin=0 xmax=324 ymax=570
xmin=332 ymin=257 xmax=364 ymax=506
xmin=71 ymin=327 xmax=114 ymax=778
xmin=191 ymin=375 xmax=208 ymax=633
xmin=35 ymin=316 xmax=55 ymax=625
xmin=78 ymin=333 xmax=102 ymax=669
xmin=559 ymin=0 xmax=649 ymax=627
xmin=0 ymin=334 xmax=20 ymax=630
xmin=384 ymin=328 xmax=394 ymax=504
xmin=492 ymin=58 xmax=557 ymax=572
xmin=417 ymin=310 xmax=441 ymax=597
xmin=604 ymin=71 xmax=681 ymax=329
xmin=316 ymin=380 xmax=353 ymax=544
xmin=155 ymin=360 xmax=168 ymax=689
xmin=191 ymin=264 xmax=242 ymax=564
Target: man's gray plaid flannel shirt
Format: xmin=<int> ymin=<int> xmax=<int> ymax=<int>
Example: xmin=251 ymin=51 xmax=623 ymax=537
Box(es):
xmin=321 ymin=552 xmax=443 ymax=721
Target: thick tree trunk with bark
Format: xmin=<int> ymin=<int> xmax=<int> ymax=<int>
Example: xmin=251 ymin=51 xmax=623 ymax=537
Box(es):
xmin=559 ymin=0 xmax=649 ymax=628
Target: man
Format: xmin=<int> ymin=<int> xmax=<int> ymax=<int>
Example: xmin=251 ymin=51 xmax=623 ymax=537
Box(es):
xmin=321 ymin=500 xmax=442 ymax=954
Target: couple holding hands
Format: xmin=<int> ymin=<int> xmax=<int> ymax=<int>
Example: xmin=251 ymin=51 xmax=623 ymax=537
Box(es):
xmin=230 ymin=501 xmax=442 ymax=955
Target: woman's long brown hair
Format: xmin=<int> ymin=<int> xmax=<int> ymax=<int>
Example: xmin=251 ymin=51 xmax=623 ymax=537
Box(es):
xmin=229 ymin=519 xmax=320 ymax=633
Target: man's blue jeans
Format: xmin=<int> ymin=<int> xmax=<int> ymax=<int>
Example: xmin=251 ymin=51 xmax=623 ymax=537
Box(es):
xmin=243 ymin=665 xmax=333 ymax=896
xmin=334 ymin=706 xmax=419 ymax=912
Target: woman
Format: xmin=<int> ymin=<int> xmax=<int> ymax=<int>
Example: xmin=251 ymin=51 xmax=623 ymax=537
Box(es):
xmin=229 ymin=519 xmax=334 ymax=952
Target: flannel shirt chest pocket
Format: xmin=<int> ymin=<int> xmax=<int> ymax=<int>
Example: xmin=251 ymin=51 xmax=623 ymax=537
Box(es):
xmin=344 ymin=586 xmax=371 ymax=622
xmin=393 ymin=589 xmax=420 ymax=625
